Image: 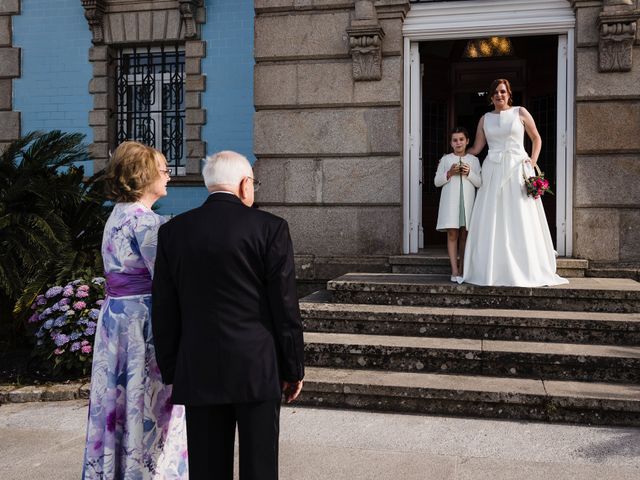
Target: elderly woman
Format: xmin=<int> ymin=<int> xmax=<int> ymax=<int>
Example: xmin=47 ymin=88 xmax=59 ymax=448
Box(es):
xmin=82 ymin=141 xmax=188 ymax=479
xmin=460 ymin=79 xmax=568 ymax=287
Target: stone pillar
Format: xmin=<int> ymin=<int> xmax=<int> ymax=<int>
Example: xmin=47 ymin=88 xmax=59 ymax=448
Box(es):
xmin=0 ymin=0 xmax=21 ymax=152
xmin=253 ymin=0 xmax=410 ymax=284
xmin=572 ymin=0 xmax=640 ymax=263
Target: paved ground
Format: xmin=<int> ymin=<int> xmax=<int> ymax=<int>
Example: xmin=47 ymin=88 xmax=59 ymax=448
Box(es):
xmin=1 ymin=400 xmax=639 ymax=479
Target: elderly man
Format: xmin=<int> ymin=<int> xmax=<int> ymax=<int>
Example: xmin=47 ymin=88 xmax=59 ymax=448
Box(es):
xmin=152 ymin=150 xmax=305 ymax=480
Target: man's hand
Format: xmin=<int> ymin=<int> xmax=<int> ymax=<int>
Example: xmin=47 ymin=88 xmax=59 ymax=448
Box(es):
xmin=282 ymin=380 xmax=303 ymax=403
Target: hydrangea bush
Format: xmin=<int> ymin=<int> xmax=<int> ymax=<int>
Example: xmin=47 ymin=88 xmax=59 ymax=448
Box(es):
xmin=29 ymin=277 xmax=105 ymax=374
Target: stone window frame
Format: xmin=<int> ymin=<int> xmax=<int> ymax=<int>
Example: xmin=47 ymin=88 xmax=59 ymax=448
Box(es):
xmin=82 ymin=0 xmax=206 ymax=184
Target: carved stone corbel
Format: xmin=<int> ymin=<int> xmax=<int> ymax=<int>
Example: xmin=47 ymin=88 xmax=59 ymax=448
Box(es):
xmin=179 ymin=0 xmax=204 ymax=39
xmin=346 ymin=0 xmax=385 ymax=81
xmin=81 ymin=0 xmax=106 ymax=44
xmin=598 ymin=0 xmax=640 ymax=72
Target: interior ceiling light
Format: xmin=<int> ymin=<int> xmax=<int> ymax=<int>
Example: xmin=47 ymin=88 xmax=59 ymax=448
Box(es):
xmin=464 ymin=36 xmax=514 ymax=58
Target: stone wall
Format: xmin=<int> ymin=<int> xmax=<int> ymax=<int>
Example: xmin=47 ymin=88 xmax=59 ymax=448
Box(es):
xmin=0 ymin=0 xmax=20 ymax=152
xmin=572 ymin=0 xmax=640 ymax=263
xmin=253 ymin=0 xmax=410 ymax=282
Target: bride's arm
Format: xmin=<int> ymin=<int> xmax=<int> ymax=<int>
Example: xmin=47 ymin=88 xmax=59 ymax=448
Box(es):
xmin=520 ymin=107 xmax=542 ymax=167
xmin=466 ymin=116 xmax=486 ymax=156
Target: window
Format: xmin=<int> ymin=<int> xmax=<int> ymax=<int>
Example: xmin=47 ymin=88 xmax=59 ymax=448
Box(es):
xmin=116 ymin=46 xmax=186 ymax=176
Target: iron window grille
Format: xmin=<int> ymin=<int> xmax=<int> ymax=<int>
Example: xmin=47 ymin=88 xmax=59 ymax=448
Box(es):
xmin=116 ymin=45 xmax=186 ymax=176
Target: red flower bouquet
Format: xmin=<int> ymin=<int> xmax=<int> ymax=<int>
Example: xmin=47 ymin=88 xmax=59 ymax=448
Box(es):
xmin=523 ymin=164 xmax=554 ymax=199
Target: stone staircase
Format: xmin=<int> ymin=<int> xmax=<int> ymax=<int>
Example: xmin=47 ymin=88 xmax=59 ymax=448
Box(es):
xmin=390 ymin=254 xmax=589 ymax=278
xmin=298 ymin=273 xmax=640 ymax=426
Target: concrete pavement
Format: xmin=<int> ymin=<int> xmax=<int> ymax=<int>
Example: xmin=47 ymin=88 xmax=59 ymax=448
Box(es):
xmin=0 ymin=400 xmax=639 ymax=479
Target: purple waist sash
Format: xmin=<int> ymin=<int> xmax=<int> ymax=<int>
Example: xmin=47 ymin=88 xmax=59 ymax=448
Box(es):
xmin=105 ymin=270 xmax=152 ymax=297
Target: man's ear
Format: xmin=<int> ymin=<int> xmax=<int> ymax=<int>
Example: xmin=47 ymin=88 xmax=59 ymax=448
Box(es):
xmin=239 ymin=177 xmax=249 ymax=200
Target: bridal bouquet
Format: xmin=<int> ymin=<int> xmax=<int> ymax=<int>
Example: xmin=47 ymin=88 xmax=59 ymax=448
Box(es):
xmin=28 ymin=277 xmax=105 ymax=374
xmin=523 ymin=164 xmax=553 ymax=199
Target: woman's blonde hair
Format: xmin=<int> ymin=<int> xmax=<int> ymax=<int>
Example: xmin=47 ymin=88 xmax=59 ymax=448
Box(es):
xmin=103 ymin=141 xmax=165 ymax=202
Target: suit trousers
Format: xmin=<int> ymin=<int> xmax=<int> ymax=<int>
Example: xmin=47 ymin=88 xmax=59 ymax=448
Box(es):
xmin=185 ymin=400 xmax=281 ymax=480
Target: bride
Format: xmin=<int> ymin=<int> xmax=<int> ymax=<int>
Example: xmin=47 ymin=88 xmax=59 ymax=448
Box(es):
xmin=460 ymin=79 xmax=568 ymax=287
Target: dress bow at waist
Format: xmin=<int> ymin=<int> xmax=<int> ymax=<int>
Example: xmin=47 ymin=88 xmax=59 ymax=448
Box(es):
xmin=487 ymin=147 xmax=528 ymax=189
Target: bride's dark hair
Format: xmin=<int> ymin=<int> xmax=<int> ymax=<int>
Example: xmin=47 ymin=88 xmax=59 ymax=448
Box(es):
xmin=489 ymin=78 xmax=513 ymax=106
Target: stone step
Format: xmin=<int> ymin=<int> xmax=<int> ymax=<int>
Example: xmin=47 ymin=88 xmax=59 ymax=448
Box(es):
xmin=389 ymin=255 xmax=588 ymax=278
xmin=299 ymin=298 xmax=640 ymax=345
xmin=299 ymin=367 xmax=640 ymax=426
xmin=587 ymin=263 xmax=640 ymax=282
xmin=303 ymin=332 xmax=640 ymax=383
xmin=327 ymin=274 xmax=640 ymax=313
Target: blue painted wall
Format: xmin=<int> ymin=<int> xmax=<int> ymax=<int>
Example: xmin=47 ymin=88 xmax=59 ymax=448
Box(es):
xmin=160 ymin=0 xmax=255 ymax=216
xmin=13 ymin=0 xmax=94 ymax=174
xmin=156 ymin=186 xmax=210 ymax=216
xmin=200 ymin=0 xmax=254 ymax=162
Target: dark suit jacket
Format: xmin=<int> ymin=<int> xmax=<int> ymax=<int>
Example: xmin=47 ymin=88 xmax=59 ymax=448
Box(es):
xmin=152 ymin=193 xmax=305 ymax=405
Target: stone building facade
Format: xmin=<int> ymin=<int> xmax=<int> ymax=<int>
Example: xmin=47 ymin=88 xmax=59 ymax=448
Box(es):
xmin=0 ymin=0 xmax=638 ymax=285
xmin=253 ymin=0 xmax=640 ymax=285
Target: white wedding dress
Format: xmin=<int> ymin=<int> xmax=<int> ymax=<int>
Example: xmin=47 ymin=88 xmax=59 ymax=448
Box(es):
xmin=460 ymin=107 xmax=568 ymax=287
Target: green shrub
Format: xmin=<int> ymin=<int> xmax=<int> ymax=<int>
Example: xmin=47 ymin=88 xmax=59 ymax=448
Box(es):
xmin=0 ymin=131 xmax=110 ymax=347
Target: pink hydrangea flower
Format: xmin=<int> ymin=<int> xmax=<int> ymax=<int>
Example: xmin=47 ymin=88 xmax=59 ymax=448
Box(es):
xmin=63 ymin=287 xmax=74 ymax=297
xmin=78 ymin=285 xmax=90 ymax=292
xmin=73 ymin=301 xmax=87 ymax=311
xmin=76 ymin=291 xmax=89 ymax=299
xmin=81 ymin=345 xmax=92 ymax=354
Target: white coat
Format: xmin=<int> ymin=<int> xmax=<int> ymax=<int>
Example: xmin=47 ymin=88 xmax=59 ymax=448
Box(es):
xmin=434 ymin=153 xmax=482 ymax=231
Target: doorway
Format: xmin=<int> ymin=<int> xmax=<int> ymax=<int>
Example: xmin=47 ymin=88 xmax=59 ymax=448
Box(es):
xmin=421 ymin=36 xmax=559 ymax=248
xmin=402 ymin=0 xmax=575 ymax=256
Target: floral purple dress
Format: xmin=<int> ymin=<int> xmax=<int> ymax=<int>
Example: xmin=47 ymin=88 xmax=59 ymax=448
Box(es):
xmin=83 ymin=202 xmax=188 ymax=479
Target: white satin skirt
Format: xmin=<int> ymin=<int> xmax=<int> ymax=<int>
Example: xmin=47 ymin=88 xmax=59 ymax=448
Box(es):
xmin=460 ymin=151 xmax=568 ymax=287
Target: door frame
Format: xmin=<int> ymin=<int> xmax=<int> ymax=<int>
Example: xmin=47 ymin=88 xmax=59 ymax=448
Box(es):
xmin=402 ymin=0 xmax=576 ymax=255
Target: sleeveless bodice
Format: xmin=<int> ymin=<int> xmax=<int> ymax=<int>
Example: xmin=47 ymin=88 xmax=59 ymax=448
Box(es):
xmin=483 ymin=106 xmax=526 ymax=153
xmin=483 ymin=107 xmax=528 ymax=188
